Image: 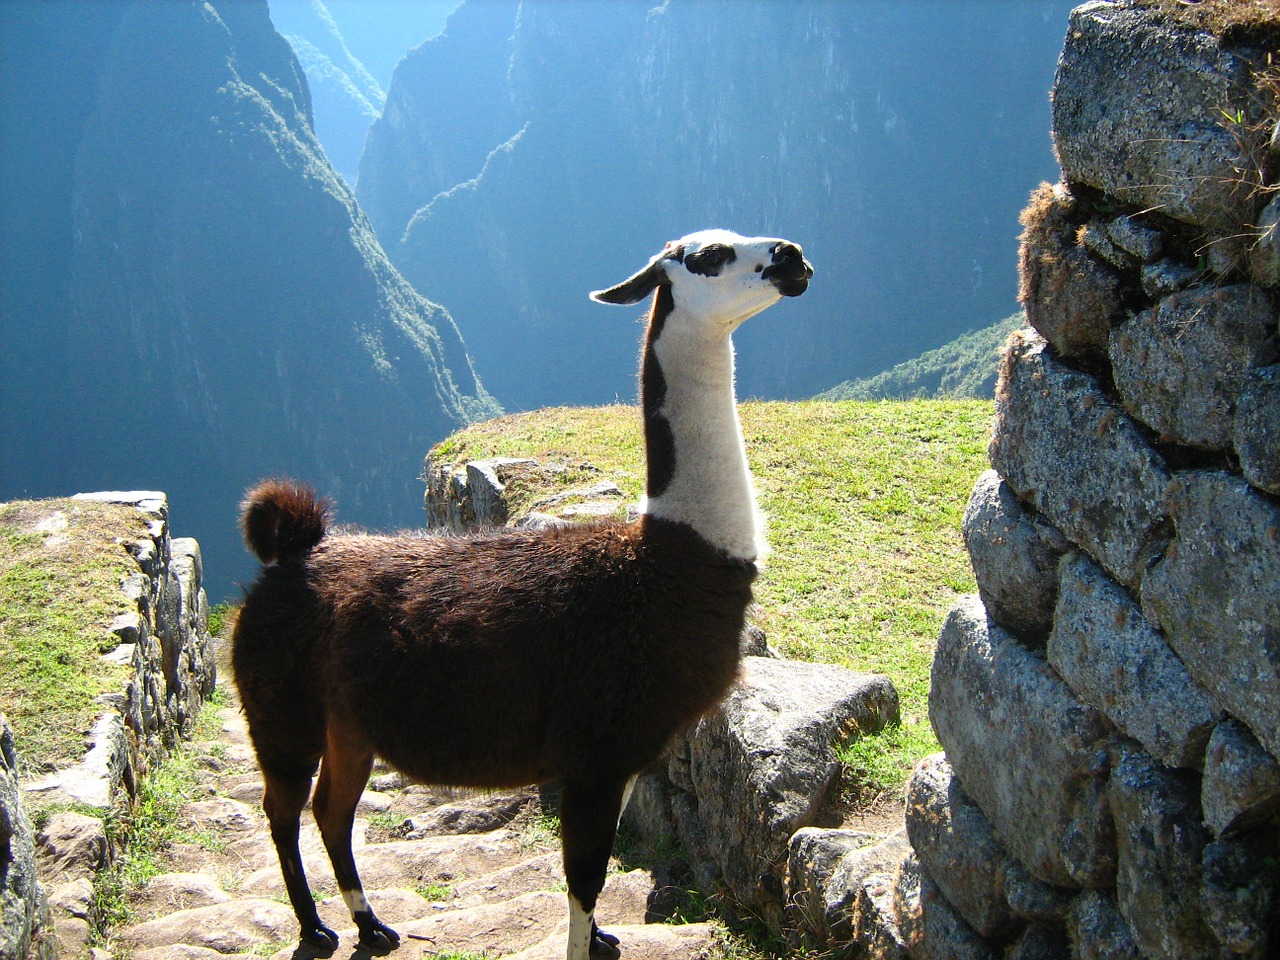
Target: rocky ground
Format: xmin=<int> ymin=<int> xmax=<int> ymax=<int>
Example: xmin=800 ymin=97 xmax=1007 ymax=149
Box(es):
xmin=109 ymin=686 xmax=725 ymax=960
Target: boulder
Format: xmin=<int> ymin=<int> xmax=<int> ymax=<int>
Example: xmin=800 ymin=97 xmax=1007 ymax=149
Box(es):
xmin=929 ymin=597 xmax=1115 ymax=888
xmin=904 ymin=754 xmax=1013 ymax=939
xmin=1108 ymin=743 xmax=1217 ymax=960
xmin=1017 ymin=183 xmax=1120 ymax=360
xmin=918 ymin=872 xmax=999 ymax=960
xmin=1064 ymin=890 xmax=1141 ymax=960
xmin=961 ymin=470 xmax=1069 ymax=642
xmin=786 ymin=827 xmax=910 ymax=947
xmin=1234 ymin=364 xmax=1280 ymax=495
xmin=1200 ymin=835 xmax=1277 ymax=957
xmin=1201 ymin=720 xmax=1280 ymax=839
xmin=1109 ymin=284 xmax=1278 ymax=451
xmin=1047 ymin=552 xmax=1218 ymax=770
xmin=35 ymin=810 xmax=111 ymax=882
xmin=1140 ymin=471 xmax=1280 ymax=758
xmin=990 ymin=331 xmax=1170 ymax=590
xmin=1052 ymin=1 xmax=1262 ymax=235
xmin=639 ymin=656 xmax=898 ymax=927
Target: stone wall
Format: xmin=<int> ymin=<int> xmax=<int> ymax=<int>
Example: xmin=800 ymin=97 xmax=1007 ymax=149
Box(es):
xmin=901 ymin=4 xmax=1280 ymax=959
xmin=1 ymin=492 xmax=216 ymax=958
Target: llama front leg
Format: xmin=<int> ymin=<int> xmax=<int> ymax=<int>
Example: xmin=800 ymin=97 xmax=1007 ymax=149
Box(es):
xmin=559 ymin=777 xmax=630 ymax=960
xmin=313 ymin=734 xmax=400 ymax=952
xmin=262 ymin=769 xmax=340 ymax=950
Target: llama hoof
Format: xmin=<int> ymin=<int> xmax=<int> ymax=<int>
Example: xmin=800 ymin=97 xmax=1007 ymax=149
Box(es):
xmin=590 ymin=926 xmax=621 ymax=959
xmin=300 ymin=922 xmax=340 ymax=952
xmin=356 ymin=918 xmax=401 ymax=953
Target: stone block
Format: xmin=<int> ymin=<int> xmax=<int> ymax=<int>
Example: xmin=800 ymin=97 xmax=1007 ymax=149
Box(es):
xmin=990 ymin=331 xmax=1171 ymax=589
xmin=893 ymin=853 xmax=925 ymax=960
xmin=1109 ymin=284 xmax=1278 ymax=451
xmin=1140 ymin=471 xmax=1280 ymax=758
xmin=1201 ymin=720 xmax=1280 ymax=838
xmin=1234 ymin=364 xmax=1280 ymax=495
xmin=961 ymin=470 xmax=1069 ymax=641
xmin=1048 ymin=552 xmax=1218 ymax=770
xmin=1064 ymin=890 xmax=1141 ymax=960
xmin=1005 ymin=924 xmax=1070 ymax=960
xmin=1109 ymin=743 xmax=1217 ymax=959
xmin=919 ymin=872 xmax=999 ymax=960
xmin=1200 ymin=834 xmax=1277 ymax=957
xmin=786 ymin=827 xmax=884 ymax=944
xmin=904 ymin=754 xmax=1013 ymax=938
xmin=1105 ymin=215 xmax=1163 ymax=263
xmin=0 ymin=716 xmax=53 ymax=960
xmin=1052 ymin=1 xmax=1262 ymax=235
xmin=1003 ymin=859 xmax=1073 ymax=926
xmin=1018 ymin=184 xmax=1119 ymax=361
xmin=670 ymin=656 xmax=899 ymax=927
xmin=853 ymin=874 xmax=908 ymax=960
xmin=929 ymin=597 xmax=1116 ymax=888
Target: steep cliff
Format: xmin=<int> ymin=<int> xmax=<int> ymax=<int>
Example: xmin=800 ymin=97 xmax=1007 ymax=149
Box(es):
xmin=0 ymin=0 xmax=497 ymax=598
xmin=358 ymin=0 xmax=1069 ymax=409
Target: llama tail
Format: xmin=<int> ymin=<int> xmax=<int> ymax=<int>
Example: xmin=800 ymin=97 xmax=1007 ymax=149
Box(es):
xmin=240 ymin=479 xmax=332 ymax=565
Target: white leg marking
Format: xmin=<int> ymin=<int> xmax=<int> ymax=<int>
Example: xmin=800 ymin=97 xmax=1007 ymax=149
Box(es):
xmin=567 ymin=893 xmax=593 ymax=960
xmin=342 ymin=888 xmax=370 ymax=917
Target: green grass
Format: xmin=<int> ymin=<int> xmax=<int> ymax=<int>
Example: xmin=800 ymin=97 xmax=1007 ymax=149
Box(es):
xmin=428 ymin=399 xmax=992 ymax=797
xmin=0 ymin=498 xmax=151 ymax=774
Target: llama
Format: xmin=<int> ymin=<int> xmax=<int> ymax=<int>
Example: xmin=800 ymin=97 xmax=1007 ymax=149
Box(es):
xmin=231 ymin=230 xmax=812 ymax=959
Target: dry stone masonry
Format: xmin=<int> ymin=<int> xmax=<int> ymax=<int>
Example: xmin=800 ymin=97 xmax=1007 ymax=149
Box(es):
xmin=0 ymin=492 xmax=215 ymax=959
xmin=900 ymin=3 xmax=1280 ymax=958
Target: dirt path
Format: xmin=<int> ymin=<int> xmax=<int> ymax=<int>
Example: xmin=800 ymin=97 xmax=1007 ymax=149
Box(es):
xmin=116 ymin=686 xmax=720 ymax=960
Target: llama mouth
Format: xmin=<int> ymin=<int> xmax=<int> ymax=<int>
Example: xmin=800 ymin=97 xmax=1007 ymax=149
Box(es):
xmin=761 ymin=245 xmax=813 ymax=297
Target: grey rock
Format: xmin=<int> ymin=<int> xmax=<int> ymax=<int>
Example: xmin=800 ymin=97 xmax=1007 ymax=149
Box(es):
xmin=1106 ymin=215 xmax=1163 ymax=263
xmin=1019 ymin=186 xmax=1121 ymax=361
xmin=1080 ymin=222 xmax=1131 ymax=271
xmin=423 ymin=456 xmax=539 ymax=530
xmin=893 ymin=853 xmax=926 ymax=960
xmin=904 ymin=754 xmax=1013 ymax=938
xmin=1005 ymin=924 xmax=1071 ymax=960
xmin=1004 ymin=859 xmax=1074 ymax=925
xmin=1234 ymin=364 xmax=1280 ymax=495
xmin=1201 ymin=720 xmax=1280 ymax=839
xmin=961 ymin=470 xmax=1069 ymax=641
xmin=1065 ymin=890 xmax=1141 ymax=960
xmin=1052 ymin=1 xmax=1262 ymax=234
xmin=1140 ymin=259 xmax=1200 ymax=299
xmin=1109 ymin=743 xmax=1218 ymax=960
xmin=1200 ymin=834 xmax=1277 ymax=957
xmin=918 ymin=872 xmax=999 ymax=960
xmin=406 ymin=791 xmax=533 ymax=838
xmin=1249 ymin=193 xmax=1280 ymax=287
xmin=1109 ymin=284 xmax=1278 ymax=451
xmin=787 ymin=828 xmax=909 ymax=947
xmin=853 ymin=873 xmax=908 ymax=960
xmin=1048 ymin=552 xmax=1218 ymax=770
xmin=990 ymin=331 xmax=1171 ymax=589
xmin=0 ymin=716 xmax=53 ymax=960
xmin=1140 ymin=471 xmax=1280 ymax=758
xmin=929 ymin=596 xmax=1116 ymax=888
xmin=36 ymin=811 xmax=110 ymax=882
xmin=665 ymin=656 xmax=899 ymax=927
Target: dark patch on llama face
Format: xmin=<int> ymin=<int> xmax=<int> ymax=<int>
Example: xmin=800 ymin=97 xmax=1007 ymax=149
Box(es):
xmin=683 ymin=242 xmax=738 ymax=277
xmin=642 ymin=285 xmax=677 ymax=499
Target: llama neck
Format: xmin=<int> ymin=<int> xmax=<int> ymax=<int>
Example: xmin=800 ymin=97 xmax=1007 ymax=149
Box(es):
xmin=641 ymin=290 xmax=763 ymax=561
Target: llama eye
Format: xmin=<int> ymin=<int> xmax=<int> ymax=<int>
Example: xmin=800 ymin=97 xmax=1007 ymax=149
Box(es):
xmin=684 ymin=243 xmax=737 ymax=277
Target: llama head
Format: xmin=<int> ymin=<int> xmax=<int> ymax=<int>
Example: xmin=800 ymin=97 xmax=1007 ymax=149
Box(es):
xmin=590 ymin=230 xmax=813 ymax=330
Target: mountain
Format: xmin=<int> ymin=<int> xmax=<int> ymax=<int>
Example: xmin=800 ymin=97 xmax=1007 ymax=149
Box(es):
xmin=0 ymin=0 xmax=497 ymax=600
xmin=818 ymin=313 xmax=1023 ymax=402
xmin=266 ymin=0 xmax=457 ymax=185
xmin=358 ymin=0 xmax=1070 ymax=411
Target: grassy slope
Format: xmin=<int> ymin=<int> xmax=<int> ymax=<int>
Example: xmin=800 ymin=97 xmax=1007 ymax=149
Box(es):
xmin=0 ymin=498 xmax=147 ymax=775
xmin=818 ymin=313 xmax=1021 ymax=402
xmin=430 ymin=399 xmax=994 ymax=791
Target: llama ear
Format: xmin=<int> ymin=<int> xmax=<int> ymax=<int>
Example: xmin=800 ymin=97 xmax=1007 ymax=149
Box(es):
xmin=589 ymin=257 xmax=672 ymax=305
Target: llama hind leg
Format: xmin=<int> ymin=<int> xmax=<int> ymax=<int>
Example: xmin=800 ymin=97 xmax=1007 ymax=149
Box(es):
xmin=312 ymin=731 xmax=399 ymax=951
xmin=262 ymin=766 xmax=339 ymax=950
xmin=559 ymin=777 xmax=631 ymax=960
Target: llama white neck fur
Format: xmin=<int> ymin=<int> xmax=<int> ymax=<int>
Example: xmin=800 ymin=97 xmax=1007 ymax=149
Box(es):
xmin=641 ymin=320 xmax=765 ymax=562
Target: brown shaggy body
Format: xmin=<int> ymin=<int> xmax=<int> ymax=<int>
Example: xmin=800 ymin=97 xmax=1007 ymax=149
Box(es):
xmin=231 ymin=479 xmax=754 ymax=951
